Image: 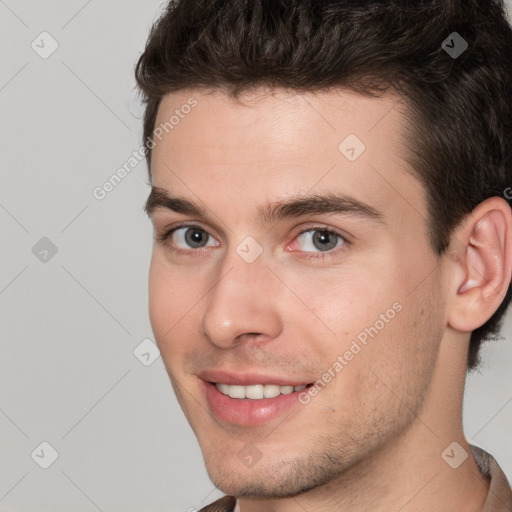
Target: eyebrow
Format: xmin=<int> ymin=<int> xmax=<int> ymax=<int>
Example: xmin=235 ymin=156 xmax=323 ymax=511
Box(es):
xmin=144 ymin=186 xmax=385 ymax=226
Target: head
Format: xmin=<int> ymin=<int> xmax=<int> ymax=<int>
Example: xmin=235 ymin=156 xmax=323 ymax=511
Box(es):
xmin=136 ymin=0 xmax=512 ymax=499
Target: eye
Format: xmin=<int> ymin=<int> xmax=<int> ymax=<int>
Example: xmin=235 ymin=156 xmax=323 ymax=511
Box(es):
xmin=292 ymin=228 xmax=347 ymax=254
xmin=156 ymin=223 xmax=349 ymax=259
xmin=158 ymin=225 xmax=218 ymax=252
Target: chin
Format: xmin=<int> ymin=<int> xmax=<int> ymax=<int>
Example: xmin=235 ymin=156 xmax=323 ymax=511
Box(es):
xmin=203 ymin=450 xmax=345 ymax=499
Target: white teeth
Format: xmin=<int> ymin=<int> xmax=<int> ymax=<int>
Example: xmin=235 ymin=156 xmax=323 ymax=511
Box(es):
xmin=217 ymin=383 xmax=229 ymax=394
xmin=263 ymin=384 xmax=281 ymax=398
xmin=227 ymin=385 xmax=245 ymax=399
xmin=245 ymin=385 xmax=264 ymax=399
xmin=215 ymin=383 xmax=307 ymax=399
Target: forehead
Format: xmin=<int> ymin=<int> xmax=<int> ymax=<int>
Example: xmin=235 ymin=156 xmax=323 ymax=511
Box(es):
xmin=150 ymin=87 xmax=426 ymax=229
xmin=153 ymin=87 xmax=407 ymax=160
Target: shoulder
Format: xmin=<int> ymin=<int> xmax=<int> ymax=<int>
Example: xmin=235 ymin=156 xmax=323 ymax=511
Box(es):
xmin=198 ymin=495 xmax=237 ymax=512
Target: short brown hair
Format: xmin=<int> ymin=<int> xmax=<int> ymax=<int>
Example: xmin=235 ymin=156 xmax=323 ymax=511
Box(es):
xmin=135 ymin=0 xmax=512 ymax=371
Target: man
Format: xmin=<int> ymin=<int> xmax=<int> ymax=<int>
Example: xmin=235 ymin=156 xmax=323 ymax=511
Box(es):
xmin=135 ymin=0 xmax=512 ymax=510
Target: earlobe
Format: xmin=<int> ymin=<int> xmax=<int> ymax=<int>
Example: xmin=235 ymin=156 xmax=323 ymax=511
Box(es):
xmin=447 ymin=198 xmax=512 ymax=332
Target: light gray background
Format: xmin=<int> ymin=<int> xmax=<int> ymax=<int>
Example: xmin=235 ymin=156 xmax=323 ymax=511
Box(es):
xmin=1 ymin=1 xmax=511 ymax=511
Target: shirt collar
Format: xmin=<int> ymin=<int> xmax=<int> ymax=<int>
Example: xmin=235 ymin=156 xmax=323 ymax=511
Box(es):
xmin=470 ymin=444 xmax=512 ymax=511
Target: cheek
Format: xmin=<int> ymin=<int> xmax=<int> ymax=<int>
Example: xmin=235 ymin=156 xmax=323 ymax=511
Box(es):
xmin=148 ymin=254 xmax=191 ymax=360
xmin=284 ymin=266 xmax=400 ymax=345
xmin=289 ymin=264 xmax=441 ymax=397
xmin=148 ymin=256 xmax=169 ymax=338
xmin=342 ymin=287 xmax=443 ymax=410
xmin=310 ymin=302 xmax=441 ymax=443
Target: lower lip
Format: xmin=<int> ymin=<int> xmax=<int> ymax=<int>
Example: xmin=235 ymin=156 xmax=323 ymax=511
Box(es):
xmin=202 ymin=381 xmax=308 ymax=426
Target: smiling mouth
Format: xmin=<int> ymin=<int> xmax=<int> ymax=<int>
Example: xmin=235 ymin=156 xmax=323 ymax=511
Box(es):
xmin=213 ymin=382 xmax=314 ymax=399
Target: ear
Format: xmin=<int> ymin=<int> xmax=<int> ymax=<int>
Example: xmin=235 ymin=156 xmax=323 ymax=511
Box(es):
xmin=447 ymin=197 xmax=512 ymax=333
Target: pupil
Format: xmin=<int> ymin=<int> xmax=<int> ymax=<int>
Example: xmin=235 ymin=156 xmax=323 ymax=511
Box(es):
xmin=186 ymin=228 xmax=206 ymax=248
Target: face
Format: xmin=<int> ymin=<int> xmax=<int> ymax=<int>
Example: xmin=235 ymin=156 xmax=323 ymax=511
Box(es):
xmin=147 ymin=88 xmax=447 ymax=497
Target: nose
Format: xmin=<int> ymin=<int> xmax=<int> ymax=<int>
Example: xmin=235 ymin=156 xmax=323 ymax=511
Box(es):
xmin=199 ymin=248 xmax=283 ymax=349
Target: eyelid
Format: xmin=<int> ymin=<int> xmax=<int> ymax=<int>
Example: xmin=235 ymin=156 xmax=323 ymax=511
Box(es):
xmin=288 ymin=222 xmax=352 ymax=245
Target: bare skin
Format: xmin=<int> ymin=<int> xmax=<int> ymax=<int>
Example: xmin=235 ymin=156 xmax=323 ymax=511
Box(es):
xmin=146 ymin=87 xmax=511 ymax=512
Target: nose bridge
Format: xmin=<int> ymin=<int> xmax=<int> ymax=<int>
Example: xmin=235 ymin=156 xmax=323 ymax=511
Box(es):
xmin=200 ymin=245 xmax=282 ymax=348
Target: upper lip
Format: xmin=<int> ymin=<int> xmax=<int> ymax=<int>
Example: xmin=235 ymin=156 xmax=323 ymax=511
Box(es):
xmin=198 ymin=369 xmax=313 ymax=387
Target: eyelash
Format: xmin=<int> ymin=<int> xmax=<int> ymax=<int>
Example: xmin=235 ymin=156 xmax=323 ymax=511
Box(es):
xmin=155 ymin=222 xmax=350 ymax=260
